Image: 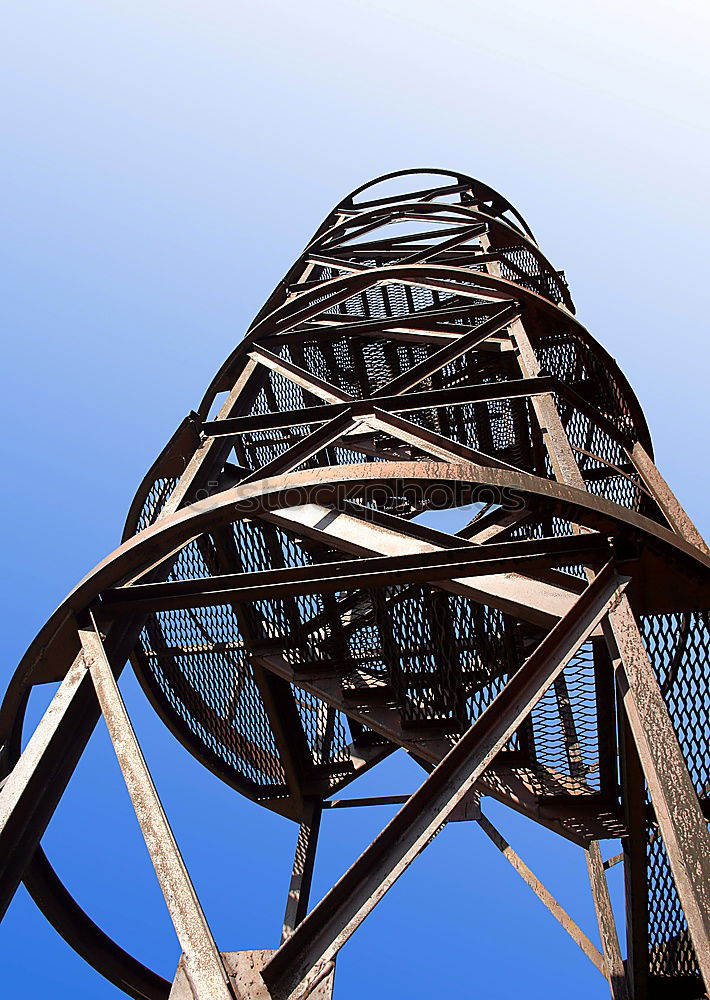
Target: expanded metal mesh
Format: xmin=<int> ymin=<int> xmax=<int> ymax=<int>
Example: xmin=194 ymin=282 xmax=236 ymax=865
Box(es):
xmin=340 ymin=588 xmax=519 ymax=735
xmin=133 ymin=524 xmax=355 ymax=798
xmin=498 ymin=244 xmax=566 ymax=303
xmin=528 ymin=640 xmax=601 ymax=795
xmin=135 ymin=476 xmax=177 ymax=532
xmin=140 ymin=606 xmax=287 ymax=790
xmin=640 ymin=611 xmax=710 ymax=982
xmin=646 ymin=815 xmax=699 ymax=980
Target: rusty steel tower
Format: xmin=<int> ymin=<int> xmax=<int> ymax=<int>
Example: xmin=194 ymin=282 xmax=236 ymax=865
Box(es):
xmin=1 ymin=169 xmax=708 ymax=999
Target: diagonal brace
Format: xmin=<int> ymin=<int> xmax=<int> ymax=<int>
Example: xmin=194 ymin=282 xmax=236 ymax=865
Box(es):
xmin=605 ymin=596 xmax=710 ymax=991
xmin=80 ymin=620 xmax=238 ymax=1000
xmin=261 ymin=562 xmax=626 ymax=998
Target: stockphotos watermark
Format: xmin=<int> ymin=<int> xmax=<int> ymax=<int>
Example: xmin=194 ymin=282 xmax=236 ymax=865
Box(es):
xmin=192 ymin=477 xmax=526 ymax=515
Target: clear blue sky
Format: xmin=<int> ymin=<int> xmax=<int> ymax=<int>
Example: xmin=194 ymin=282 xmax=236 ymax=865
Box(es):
xmin=1 ymin=3 xmax=708 ymax=998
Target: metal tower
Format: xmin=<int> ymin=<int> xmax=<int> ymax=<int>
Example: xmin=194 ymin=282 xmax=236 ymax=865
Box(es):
xmin=1 ymin=169 xmax=708 ymax=1000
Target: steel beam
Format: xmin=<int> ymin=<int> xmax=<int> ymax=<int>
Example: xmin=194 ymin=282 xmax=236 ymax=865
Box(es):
xmin=282 ymin=800 xmax=323 ymax=944
xmin=98 ymin=534 xmax=610 ymax=616
xmin=201 ymin=376 xmax=558 ymax=438
xmin=475 ymin=810 xmax=605 ymax=974
xmin=586 ymin=841 xmax=628 ymax=1000
xmin=260 ymin=502 xmax=589 ymax=627
xmin=0 ymin=653 xmax=91 ymax=920
xmin=628 ymin=442 xmax=709 ymax=555
xmin=262 ymin=564 xmax=625 ymax=997
xmin=606 ymin=596 xmax=710 ymax=990
xmin=80 ymin=622 xmax=237 ymax=1000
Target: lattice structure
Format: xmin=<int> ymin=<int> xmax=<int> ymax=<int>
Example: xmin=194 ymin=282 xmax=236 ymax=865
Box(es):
xmin=1 ymin=169 xmax=708 ymax=1000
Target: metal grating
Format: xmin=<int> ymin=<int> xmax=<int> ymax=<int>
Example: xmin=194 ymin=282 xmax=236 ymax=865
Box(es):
xmin=640 ymin=611 xmax=710 ymax=982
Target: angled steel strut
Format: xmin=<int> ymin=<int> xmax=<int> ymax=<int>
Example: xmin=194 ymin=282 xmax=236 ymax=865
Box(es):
xmin=1 ymin=168 xmax=708 ymax=1000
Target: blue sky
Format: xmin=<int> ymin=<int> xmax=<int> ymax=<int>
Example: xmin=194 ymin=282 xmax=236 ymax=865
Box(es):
xmin=1 ymin=2 xmax=708 ymax=997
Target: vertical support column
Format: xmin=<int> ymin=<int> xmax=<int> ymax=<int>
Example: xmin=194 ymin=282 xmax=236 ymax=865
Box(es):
xmin=586 ymin=842 xmax=628 ymax=999
xmin=628 ymin=442 xmax=709 ymax=555
xmin=618 ymin=705 xmax=649 ymax=998
xmin=79 ymin=622 xmax=237 ymax=1000
xmin=0 ymin=654 xmax=90 ymax=919
xmin=604 ymin=599 xmax=710 ymax=990
xmin=510 ymin=319 xmax=588 ymax=489
xmin=509 ymin=319 xmax=628 ymax=999
xmin=282 ymin=799 xmax=323 ymax=943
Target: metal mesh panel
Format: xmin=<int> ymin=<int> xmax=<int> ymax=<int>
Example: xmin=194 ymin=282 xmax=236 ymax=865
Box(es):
xmin=291 ymin=688 xmax=351 ymax=769
xmin=498 ymin=244 xmax=565 ymax=304
xmin=284 ymin=340 xmax=365 ymax=400
xmin=135 ymin=526 xmax=364 ymax=796
xmin=554 ymin=393 xmax=660 ymax=516
xmin=533 ymin=329 xmax=638 ymax=441
xmin=248 ymin=366 xmax=311 ymax=415
xmin=640 ymin=611 xmax=710 ymax=803
xmin=528 ymin=640 xmax=601 ymax=794
xmin=134 ymin=476 xmax=178 ymax=532
xmin=453 ymin=597 xmax=521 ymax=720
xmin=370 ymin=587 xmax=520 ymax=729
xmin=140 ymin=606 xmax=286 ymax=789
xmin=374 ymin=585 xmax=465 ymax=727
xmin=640 ymin=611 xmax=710 ymax=981
xmin=230 ymin=519 xmax=331 ymax=667
xmin=646 ymin=818 xmax=700 ymax=980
